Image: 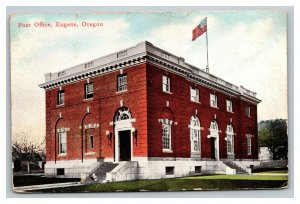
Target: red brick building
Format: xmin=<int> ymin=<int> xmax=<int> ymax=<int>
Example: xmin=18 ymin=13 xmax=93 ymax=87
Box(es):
xmin=39 ymin=41 xmax=261 ymax=180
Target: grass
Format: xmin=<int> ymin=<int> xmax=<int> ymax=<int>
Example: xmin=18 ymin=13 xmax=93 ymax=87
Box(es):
xmin=31 ymin=174 xmax=288 ymax=193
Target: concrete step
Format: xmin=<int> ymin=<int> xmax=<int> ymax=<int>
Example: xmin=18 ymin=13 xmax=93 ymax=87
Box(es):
xmin=86 ymin=162 xmax=118 ymax=182
xmin=223 ymin=161 xmax=248 ymax=174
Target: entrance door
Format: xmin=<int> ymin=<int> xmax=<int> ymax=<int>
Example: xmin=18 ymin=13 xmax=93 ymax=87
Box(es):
xmin=119 ymin=130 xmax=131 ymax=161
xmin=210 ymin=138 xmax=215 ymax=159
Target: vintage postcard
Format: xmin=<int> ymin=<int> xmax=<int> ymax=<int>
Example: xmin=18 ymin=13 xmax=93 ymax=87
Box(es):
xmin=10 ymin=10 xmax=288 ymax=193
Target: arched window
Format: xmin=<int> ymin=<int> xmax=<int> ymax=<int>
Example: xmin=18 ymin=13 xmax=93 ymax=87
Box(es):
xmin=190 ymin=116 xmax=201 ymax=152
xmin=226 ymin=124 xmax=234 ymax=155
xmin=115 ymin=107 xmax=131 ymax=122
xmin=210 ymin=121 xmax=218 ymax=135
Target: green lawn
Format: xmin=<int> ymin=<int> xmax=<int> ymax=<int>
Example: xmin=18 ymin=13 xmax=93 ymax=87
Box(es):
xmin=32 ymin=174 xmax=288 ymax=193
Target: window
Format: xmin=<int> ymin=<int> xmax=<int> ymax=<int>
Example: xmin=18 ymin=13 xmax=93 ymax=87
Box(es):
xmin=117 ymin=74 xmax=127 ymax=92
xmin=162 ymin=75 xmax=171 ymax=93
xmin=57 ymin=168 xmax=65 ymax=175
xmin=165 ymin=167 xmax=174 ymax=175
xmin=247 ymin=135 xmax=252 ymax=155
xmin=195 ymin=166 xmax=202 ymax=173
xmin=58 ymin=132 xmax=67 ymax=154
xmin=226 ymin=100 xmax=233 ymax=112
xmin=84 ymin=83 xmax=93 ymax=99
xmin=190 ymin=116 xmax=201 ymax=152
xmin=245 ymin=106 xmax=251 ymax=117
xmin=162 ymin=123 xmax=171 ymax=150
xmin=210 ymin=93 xmax=217 ymax=107
xmin=89 ymin=135 xmax=94 ymax=148
xmin=190 ymin=87 xmax=200 ymax=102
xmin=57 ymin=90 xmax=65 ymax=105
xmin=226 ymin=125 xmax=234 ymax=154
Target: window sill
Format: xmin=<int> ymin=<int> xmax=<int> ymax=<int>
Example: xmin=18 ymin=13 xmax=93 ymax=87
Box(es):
xmin=83 ymin=98 xmax=93 ymax=101
xmin=85 ymin=151 xmax=95 ymax=156
xmin=191 ymin=100 xmax=201 ymax=104
xmin=116 ymin=90 xmax=128 ymax=94
xmin=162 ymin=91 xmax=173 ymax=95
xmin=58 ymin=153 xmax=67 ymax=157
xmin=57 ymin=104 xmax=65 ymax=107
xmin=163 ymin=149 xmax=173 ymax=153
xmin=210 ymin=106 xmax=219 ymax=109
xmin=227 ymin=111 xmax=234 ymax=114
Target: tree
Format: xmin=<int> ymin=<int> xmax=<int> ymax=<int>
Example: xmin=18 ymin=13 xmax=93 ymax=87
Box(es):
xmin=12 ymin=132 xmax=45 ymax=173
xmin=258 ymin=119 xmax=288 ymax=160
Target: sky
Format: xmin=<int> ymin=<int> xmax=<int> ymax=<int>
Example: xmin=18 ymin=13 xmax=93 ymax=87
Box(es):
xmin=10 ymin=10 xmax=287 ymax=140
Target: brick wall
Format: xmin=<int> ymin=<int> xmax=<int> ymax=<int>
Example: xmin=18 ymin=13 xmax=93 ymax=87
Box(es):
xmin=146 ymin=63 xmax=258 ymax=159
xmin=45 ymin=63 xmax=148 ymax=162
xmin=45 ymin=61 xmax=258 ymax=163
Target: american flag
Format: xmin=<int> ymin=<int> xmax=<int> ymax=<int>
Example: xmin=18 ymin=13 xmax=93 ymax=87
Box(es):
xmin=192 ymin=17 xmax=207 ymax=41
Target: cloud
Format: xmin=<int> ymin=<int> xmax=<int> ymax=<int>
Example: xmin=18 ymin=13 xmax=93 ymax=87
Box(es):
xmin=10 ymin=13 xmax=287 ymax=137
xmin=146 ymin=15 xmax=287 ymax=121
xmin=11 ymin=15 xmax=137 ymax=135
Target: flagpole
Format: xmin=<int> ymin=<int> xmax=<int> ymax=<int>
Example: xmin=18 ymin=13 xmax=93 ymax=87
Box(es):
xmin=205 ymin=17 xmax=209 ymax=73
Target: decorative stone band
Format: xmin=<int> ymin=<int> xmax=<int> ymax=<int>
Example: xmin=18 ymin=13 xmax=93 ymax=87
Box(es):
xmin=84 ymin=123 xmax=100 ymax=130
xmin=188 ymin=125 xmax=204 ymax=130
xmin=158 ymin=118 xmax=177 ymax=125
xmin=246 ymin=134 xmax=254 ymax=138
xmin=57 ymin=127 xmax=70 ymax=133
xmin=208 ymin=128 xmax=222 ymax=133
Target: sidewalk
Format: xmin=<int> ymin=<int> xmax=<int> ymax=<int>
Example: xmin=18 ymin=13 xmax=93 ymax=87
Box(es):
xmin=252 ymin=173 xmax=288 ymax=176
xmin=13 ymin=182 xmax=83 ymax=192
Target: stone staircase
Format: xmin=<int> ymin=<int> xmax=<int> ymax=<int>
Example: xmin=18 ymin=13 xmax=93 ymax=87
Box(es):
xmin=223 ymin=161 xmax=248 ymax=174
xmin=86 ymin=162 xmax=118 ymax=183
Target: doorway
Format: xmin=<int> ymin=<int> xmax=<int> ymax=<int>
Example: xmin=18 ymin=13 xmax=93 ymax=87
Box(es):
xmin=119 ymin=130 xmax=131 ymax=161
xmin=210 ymin=137 xmax=216 ymax=159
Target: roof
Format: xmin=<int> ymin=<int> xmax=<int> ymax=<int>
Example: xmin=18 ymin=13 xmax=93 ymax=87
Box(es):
xmin=39 ymin=41 xmax=261 ymax=104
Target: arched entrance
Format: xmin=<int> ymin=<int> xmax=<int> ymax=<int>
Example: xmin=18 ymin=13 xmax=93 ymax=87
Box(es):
xmin=113 ymin=107 xmax=135 ymax=162
xmin=209 ymin=121 xmax=219 ymax=160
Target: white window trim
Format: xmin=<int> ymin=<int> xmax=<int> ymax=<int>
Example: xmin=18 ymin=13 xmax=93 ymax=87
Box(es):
xmin=246 ymin=134 xmax=252 ymax=155
xmin=210 ymin=93 xmax=218 ymax=108
xmin=162 ymin=75 xmax=171 ymax=93
xmin=162 ymin=123 xmax=172 ymax=151
xmin=190 ymin=87 xmax=200 ymax=103
xmin=189 ymin=116 xmax=201 ymax=153
xmin=226 ymin=100 xmax=233 ymax=112
xmin=117 ymin=74 xmax=128 ymax=92
xmin=57 ymin=90 xmax=65 ymax=105
xmin=246 ymin=106 xmax=251 ymax=117
xmin=84 ymin=83 xmax=93 ymax=99
xmin=226 ymin=125 xmax=234 ymax=155
xmin=58 ymin=131 xmax=67 ymax=155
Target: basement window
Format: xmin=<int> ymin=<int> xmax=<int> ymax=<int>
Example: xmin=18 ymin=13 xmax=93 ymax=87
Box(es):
xmin=195 ymin=166 xmax=202 ymax=173
xmin=57 ymin=168 xmax=65 ymax=176
xmin=165 ymin=166 xmax=174 ymax=175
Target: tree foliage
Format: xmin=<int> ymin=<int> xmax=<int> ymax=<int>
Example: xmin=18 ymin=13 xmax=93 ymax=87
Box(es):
xmin=258 ymin=119 xmax=288 ymax=160
xmin=12 ymin=132 xmax=45 ymax=172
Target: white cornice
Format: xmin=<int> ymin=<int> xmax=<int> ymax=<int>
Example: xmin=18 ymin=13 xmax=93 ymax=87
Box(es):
xmin=39 ymin=41 xmax=261 ymax=104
